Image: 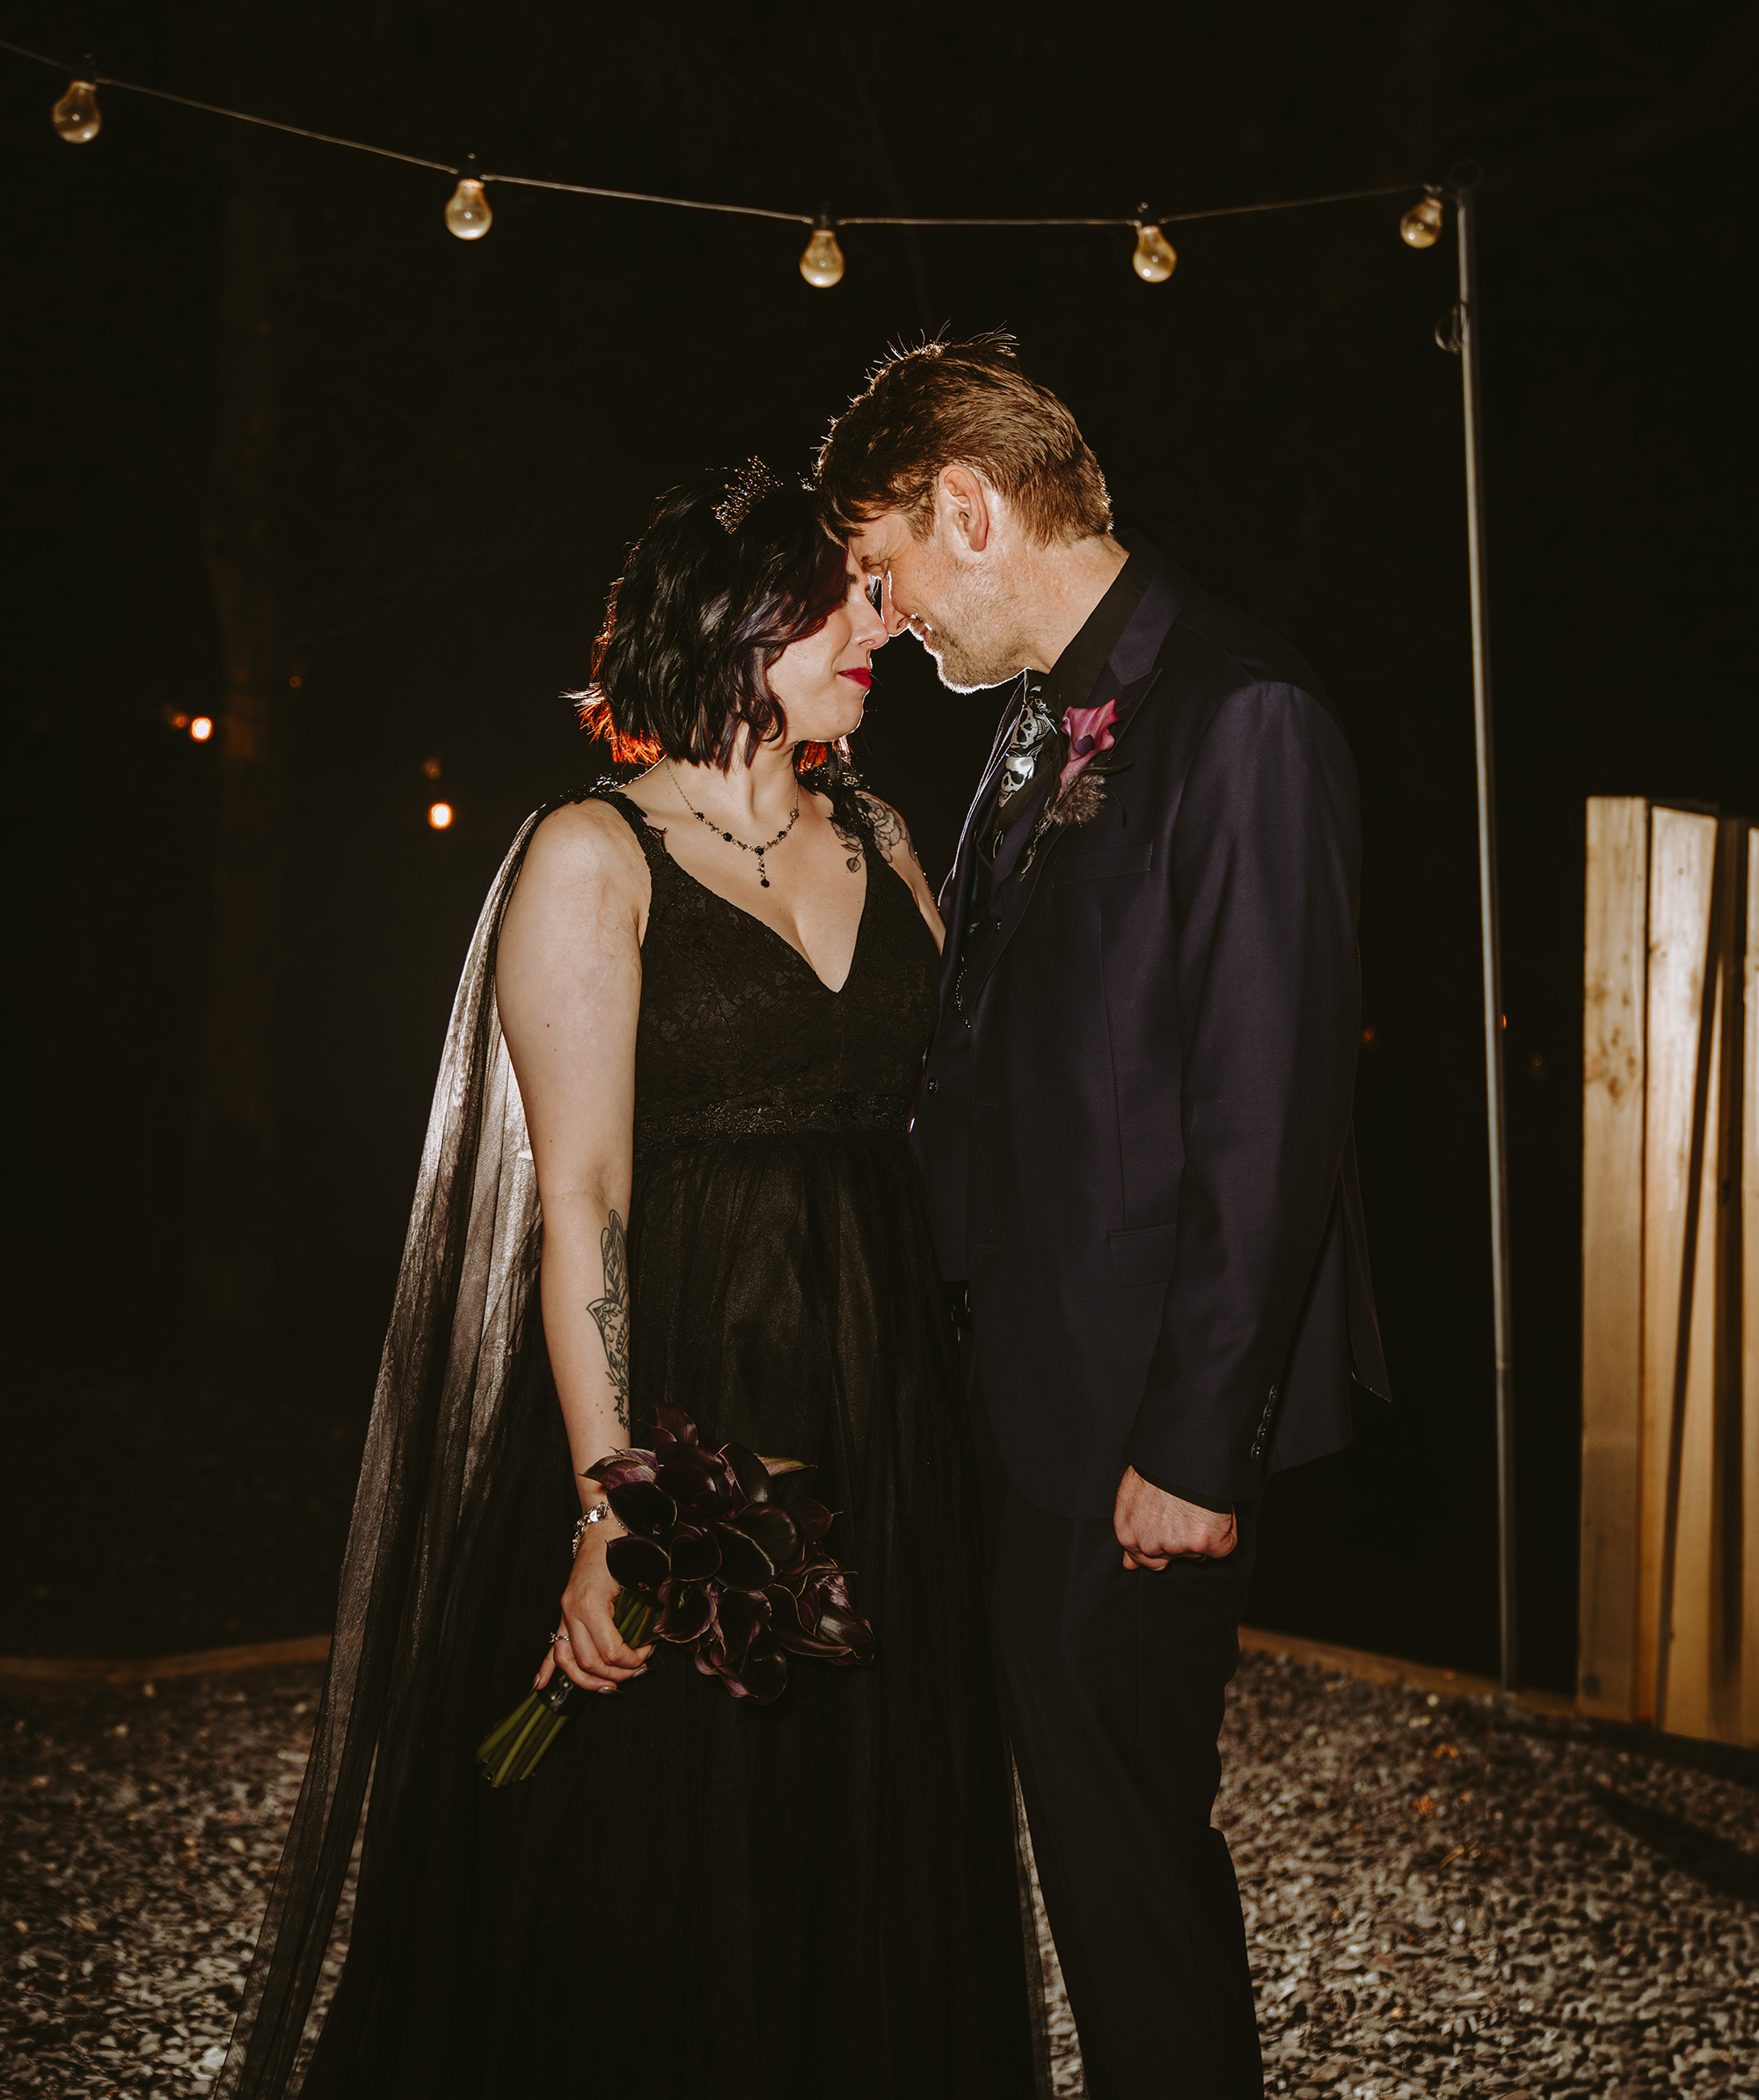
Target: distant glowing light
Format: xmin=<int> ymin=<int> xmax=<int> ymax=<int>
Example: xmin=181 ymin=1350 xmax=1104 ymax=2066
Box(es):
xmin=428 ymin=801 xmax=455 ymax=829
xmin=189 ymin=716 xmax=214 ymax=742
xmin=169 ymin=712 xmax=192 ymax=731
xmin=421 ymin=755 xmax=443 ymax=780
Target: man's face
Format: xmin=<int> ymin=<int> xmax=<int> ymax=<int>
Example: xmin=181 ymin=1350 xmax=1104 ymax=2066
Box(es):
xmin=847 ymin=500 xmax=1030 ymax=694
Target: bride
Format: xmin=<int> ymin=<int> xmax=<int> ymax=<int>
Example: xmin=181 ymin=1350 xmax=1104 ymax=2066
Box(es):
xmin=219 ymin=463 xmax=1039 ymax=2099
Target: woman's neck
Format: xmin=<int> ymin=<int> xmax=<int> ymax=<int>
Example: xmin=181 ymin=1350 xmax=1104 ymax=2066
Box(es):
xmin=662 ymin=741 xmax=799 ymax=828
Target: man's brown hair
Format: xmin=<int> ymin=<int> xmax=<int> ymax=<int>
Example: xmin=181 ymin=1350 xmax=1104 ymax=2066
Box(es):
xmin=815 ymin=332 xmax=1111 ymax=547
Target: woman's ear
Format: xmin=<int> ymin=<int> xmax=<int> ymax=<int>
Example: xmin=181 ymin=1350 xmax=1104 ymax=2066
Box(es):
xmin=937 ymin=465 xmax=996 ymax=554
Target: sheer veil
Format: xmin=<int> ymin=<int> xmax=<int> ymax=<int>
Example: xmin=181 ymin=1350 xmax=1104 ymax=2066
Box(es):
xmin=218 ymin=806 xmax=551 ymax=2097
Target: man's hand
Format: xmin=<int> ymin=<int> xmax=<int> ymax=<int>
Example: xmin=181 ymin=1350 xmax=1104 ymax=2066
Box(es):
xmin=1113 ymin=1467 xmax=1237 ymax=1570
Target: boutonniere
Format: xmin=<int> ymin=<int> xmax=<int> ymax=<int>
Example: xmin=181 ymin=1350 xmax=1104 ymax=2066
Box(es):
xmin=1019 ymin=698 xmax=1128 ymax=871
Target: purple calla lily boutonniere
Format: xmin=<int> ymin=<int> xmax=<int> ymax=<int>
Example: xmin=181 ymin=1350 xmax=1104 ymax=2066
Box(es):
xmin=1018 ymin=696 xmax=1130 ymax=872
xmin=1060 ymin=698 xmax=1119 ymax=788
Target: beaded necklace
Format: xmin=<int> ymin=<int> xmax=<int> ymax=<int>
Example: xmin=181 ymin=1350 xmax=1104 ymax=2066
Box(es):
xmin=666 ymin=762 xmax=800 ymax=889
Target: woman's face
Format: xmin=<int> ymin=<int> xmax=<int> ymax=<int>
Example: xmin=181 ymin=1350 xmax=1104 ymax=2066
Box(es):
xmin=766 ymin=554 xmax=887 ymax=749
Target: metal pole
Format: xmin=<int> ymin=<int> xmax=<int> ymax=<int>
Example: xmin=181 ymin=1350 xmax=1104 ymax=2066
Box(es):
xmin=1449 ymin=162 xmax=1519 ymax=1693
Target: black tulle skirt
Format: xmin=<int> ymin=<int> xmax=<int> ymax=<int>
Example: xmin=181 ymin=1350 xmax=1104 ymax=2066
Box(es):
xmin=300 ymin=1125 xmax=1036 ymax=2099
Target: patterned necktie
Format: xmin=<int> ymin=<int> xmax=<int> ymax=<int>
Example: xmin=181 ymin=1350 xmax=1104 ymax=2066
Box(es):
xmin=996 ymin=674 xmax=1059 ymax=813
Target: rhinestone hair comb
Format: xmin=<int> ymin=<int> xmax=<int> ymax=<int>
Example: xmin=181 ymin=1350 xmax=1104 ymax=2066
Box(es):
xmin=712 ymin=456 xmax=785 ymax=536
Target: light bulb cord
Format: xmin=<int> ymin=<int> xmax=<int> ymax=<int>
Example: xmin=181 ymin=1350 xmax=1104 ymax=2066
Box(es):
xmin=1 ymin=34 xmax=1432 ymax=237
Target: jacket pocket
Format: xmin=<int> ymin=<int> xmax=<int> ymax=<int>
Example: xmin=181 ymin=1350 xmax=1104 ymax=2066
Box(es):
xmin=1052 ymin=842 xmax=1155 ymax=886
xmin=1107 ymin=1220 xmax=1179 ymax=1288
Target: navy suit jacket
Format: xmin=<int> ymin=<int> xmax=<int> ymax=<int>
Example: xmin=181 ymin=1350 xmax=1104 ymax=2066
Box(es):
xmin=911 ymin=549 xmax=1390 ymax=1519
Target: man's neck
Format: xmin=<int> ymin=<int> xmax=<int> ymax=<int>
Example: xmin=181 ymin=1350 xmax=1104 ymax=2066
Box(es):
xmin=1018 ymin=532 xmax=1130 ymax=674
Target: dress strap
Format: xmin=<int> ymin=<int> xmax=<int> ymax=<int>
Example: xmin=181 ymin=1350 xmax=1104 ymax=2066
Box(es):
xmin=576 ymin=782 xmax=675 ymax=886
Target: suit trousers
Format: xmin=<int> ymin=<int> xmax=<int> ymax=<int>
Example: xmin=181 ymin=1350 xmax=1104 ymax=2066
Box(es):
xmin=962 ymin=1340 xmax=1263 ymax=2099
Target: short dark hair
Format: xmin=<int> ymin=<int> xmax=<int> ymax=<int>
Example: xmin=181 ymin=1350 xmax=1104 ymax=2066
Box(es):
xmin=816 ymin=332 xmax=1111 ymax=546
xmin=578 ymin=470 xmax=849 ymax=770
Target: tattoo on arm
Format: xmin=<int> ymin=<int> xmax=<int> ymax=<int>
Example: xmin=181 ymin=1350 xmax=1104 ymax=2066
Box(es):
xmin=859 ymin=794 xmax=926 ymax=876
xmin=829 ymin=813 xmax=865 ymax=873
xmin=587 ymin=1210 xmax=631 ymax=1433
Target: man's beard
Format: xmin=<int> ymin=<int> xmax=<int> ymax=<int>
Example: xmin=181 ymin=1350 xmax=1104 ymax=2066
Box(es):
xmin=913 ymin=577 xmax=1033 ymax=693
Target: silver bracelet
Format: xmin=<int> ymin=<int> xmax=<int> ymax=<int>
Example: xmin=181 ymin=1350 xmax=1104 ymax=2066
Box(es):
xmin=572 ymin=1506 xmax=612 ymax=1554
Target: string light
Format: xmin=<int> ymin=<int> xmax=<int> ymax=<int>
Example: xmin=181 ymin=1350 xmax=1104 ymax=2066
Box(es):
xmin=445 ymin=161 xmax=492 ymax=241
xmin=799 ymin=211 xmax=844 ymax=288
xmin=1400 ymin=189 xmax=1445 ymax=248
xmin=1131 ymin=215 xmax=1178 ymax=283
xmin=189 ymin=716 xmax=214 ymax=742
xmin=2 ymin=38 xmax=1439 ymax=288
xmin=421 ymin=755 xmax=443 ymax=780
xmin=428 ymin=801 xmax=454 ymax=829
xmin=51 ymin=76 xmax=100 ymax=142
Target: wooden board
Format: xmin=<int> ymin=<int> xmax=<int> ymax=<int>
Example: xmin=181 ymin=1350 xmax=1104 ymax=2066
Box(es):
xmin=1661 ymin=923 xmax=1723 ymax=1739
xmin=1744 ymin=831 xmax=1759 ymax=1747
xmin=1578 ymin=798 xmax=1649 ymax=1717
xmin=0 ymin=1635 xmax=331 ymax=1695
xmin=1640 ymin=807 xmax=1719 ymax=1720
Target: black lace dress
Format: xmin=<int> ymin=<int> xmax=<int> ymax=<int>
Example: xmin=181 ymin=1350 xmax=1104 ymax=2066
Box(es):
xmin=296 ymin=784 xmax=1037 ymax=2099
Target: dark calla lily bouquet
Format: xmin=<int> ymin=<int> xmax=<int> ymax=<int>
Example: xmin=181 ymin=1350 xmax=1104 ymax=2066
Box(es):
xmin=478 ymin=1405 xmax=873 ymax=1785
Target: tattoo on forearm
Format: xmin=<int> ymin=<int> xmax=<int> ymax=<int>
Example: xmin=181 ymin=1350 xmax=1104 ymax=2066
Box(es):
xmin=587 ymin=1211 xmax=631 ymax=1433
xmin=858 ymin=794 xmax=925 ymax=874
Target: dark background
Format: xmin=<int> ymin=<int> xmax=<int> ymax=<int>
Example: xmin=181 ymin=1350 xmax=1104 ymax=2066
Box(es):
xmin=3 ymin=1 xmax=1754 ymax=1688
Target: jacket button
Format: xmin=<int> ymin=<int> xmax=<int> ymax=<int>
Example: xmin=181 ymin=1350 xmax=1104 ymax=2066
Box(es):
xmin=927 ymin=1078 xmax=938 ymax=1094
xmin=992 ymin=917 xmax=1003 ymax=931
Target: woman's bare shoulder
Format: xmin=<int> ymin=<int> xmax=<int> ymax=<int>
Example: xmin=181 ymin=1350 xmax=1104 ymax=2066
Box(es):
xmin=522 ymin=796 xmax=649 ymax=886
xmin=502 ymin=798 xmax=653 ymax=955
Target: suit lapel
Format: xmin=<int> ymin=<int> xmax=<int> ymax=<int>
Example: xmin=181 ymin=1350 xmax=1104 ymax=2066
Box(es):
xmin=958 ymin=668 xmax=1159 ymax=1002
xmin=956 ymin=565 xmax=1183 ymax=1002
xmin=936 ymin=555 xmax=1187 ymax=1004
xmin=935 ymin=681 xmax=1025 ymax=993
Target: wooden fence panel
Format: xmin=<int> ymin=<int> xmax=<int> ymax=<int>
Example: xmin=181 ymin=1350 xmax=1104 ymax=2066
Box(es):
xmin=1745 ymin=828 xmax=1759 ymax=1746
xmin=1639 ymin=807 xmax=1719 ymax=1722
xmin=1580 ymin=799 xmax=1755 ymax=1746
xmin=1579 ymin=798 xmax=1648 ymax=1718
xmin=1660 ymin=885 xmax=1725 ymax=1739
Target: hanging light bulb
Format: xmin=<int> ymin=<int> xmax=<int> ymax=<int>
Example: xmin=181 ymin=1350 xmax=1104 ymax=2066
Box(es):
xmin=52 ymin=78 xmax=102 ymax=144
xmin=1131 ymin=216 xmax=1177 ymax=283
xmin=445 ymin=162 xmax=493 ymax=241
xmin=799 ymin=210 xmax=844 ymax=289
xmin=428 ymin=800 xmax=455 ymax=829
xmin=1400 ymin=191 xmax=1445 ymax=249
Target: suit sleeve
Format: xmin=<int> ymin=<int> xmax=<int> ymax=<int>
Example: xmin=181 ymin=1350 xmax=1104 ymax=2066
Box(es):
xmin=1121 ymin=682 xmax=1361 ymax=1506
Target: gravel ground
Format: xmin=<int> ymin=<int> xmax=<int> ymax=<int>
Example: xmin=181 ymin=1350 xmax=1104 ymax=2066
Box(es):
xmin=4 ymin=1654 xmax=1755 ymax=2096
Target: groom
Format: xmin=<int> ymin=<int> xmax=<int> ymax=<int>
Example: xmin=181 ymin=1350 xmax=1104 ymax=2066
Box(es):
xmin=819 ymin=337 xmax=1389 ymax=2098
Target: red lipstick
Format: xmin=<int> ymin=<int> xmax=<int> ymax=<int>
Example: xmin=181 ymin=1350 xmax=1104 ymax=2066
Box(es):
xmin=840 ymin=667 xmax=872 ymax=689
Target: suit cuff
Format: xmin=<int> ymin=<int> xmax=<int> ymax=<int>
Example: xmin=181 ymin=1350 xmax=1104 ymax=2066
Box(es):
xmin=1128 ymin=1466 xmax=1234 ymax=1515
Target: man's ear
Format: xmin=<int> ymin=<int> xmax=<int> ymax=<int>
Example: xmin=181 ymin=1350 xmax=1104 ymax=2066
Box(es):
xmin=937 ymin=464 xmax=997 ymax=554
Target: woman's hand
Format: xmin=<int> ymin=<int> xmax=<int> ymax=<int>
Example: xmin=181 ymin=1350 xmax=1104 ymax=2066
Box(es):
xmin=534 ymin=1519 xmax=655 ymax=1695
